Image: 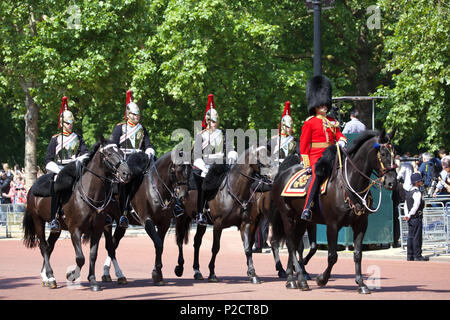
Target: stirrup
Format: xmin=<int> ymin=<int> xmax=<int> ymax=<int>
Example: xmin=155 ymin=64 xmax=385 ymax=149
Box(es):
xmin=49 ymin=219 xmax=61 ymax=233
xmin=119 ymin=215 xmax=129 ymax=229
xmin=173 ymin=201 xmax=185 ymax=218
xmin=301 ymin=209 xmax=313 ymax=222
xmin=196 ymin=213 xmax=208 ymax=226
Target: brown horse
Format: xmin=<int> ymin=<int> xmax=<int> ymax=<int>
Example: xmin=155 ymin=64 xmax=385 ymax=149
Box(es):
xmin=270 ymin=130 xmax=397 ymax=293
xmin=101 ymin=150 xmax=191 ymax=285
xmin=174 ymin=146 xmax=270 ymax=283
xmin=22 ymin=138 xmax=131 ymax=291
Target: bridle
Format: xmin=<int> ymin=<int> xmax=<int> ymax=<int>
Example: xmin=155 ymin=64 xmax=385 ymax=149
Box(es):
xmin=78 ymin=143 xmax=126 ymax=213
xmin=340 ymin=139 xmax=397 ymax=215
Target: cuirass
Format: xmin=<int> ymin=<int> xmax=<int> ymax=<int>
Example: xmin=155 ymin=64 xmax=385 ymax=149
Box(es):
xmin=55 ymin=133 xmax=80 ymax=164
xmin=120 ymin=123 xmax=144 ymax=152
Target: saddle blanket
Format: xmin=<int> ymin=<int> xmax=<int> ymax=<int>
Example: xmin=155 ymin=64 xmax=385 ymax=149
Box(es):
xmin=281 ymin=168 xmax=328 ymax=197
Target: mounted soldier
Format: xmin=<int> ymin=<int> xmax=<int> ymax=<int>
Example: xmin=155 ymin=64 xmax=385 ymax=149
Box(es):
xmin=110 ymin=90 xmax=156 ymax=228
xmin=299 ymin=75 xmax=347 ymax=221
xmin=271 ymin=101 xmax=299 ymax=166
xmin=191 ymin=94 xmax=237 ymax=225
xmin=45 ymin=96 xmax=89 ymax=232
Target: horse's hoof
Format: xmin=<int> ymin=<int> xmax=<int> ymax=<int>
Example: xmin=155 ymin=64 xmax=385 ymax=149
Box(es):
xmin=154 ymin=280 xmax=165 ymax=286
xmin=102 ymin=275 xmax=112 ymax=282
xmin=174 ymin=265 xmax=184 ymax=277
xmin=277 ymin=269 xmax=287 ymax=278
xmin=285 ymin=280 xmax=298 ymax=289
xmin=358 ymin=286 xmax=371 ymax=294
xmin=303 ymin=272 xmax=311 ymax=281
xmin=48 ymin=280 xmax=57 ymax=289
xmin=42 ymin=281 xmax=48 ymax=287
xmin=117 ymin=277 xmax=128 ymax=285
xmin=194 ymin=272 xmax=204 ymax=281
xmin=298 ymin=280 xmax=310 ymax=291
xmin=208 ymin=275 xmax=219 ymax=282
xmin=316 ymin=274 xmax=328 ymax=287
xmin=90 ymin=284 xmax=102 ymax=292
xmin=66 ymin=267 xmax=80 ymax=282
xmin=250 ymin=276 xmax=261 ymax=284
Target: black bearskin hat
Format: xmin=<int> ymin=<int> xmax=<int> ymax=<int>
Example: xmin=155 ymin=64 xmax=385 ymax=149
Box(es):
xmin=306 ymin=75 xmax=332 ymax=116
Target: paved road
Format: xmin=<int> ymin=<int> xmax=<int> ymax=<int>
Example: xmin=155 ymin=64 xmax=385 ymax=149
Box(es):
xmin=1 ymin=228 xmax=449 ymax=302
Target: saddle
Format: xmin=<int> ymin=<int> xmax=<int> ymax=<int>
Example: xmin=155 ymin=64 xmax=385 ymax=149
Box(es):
xmin=31 ymin=162 xmax=81 ymax=198
xmin=281 ymin=168 xmax=328 ymax=197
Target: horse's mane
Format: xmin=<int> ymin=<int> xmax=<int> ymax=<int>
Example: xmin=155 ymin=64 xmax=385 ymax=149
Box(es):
xmin=346 ymin=130 xmax=379 ymax=156
xmin=86 ymin=141 xmax=102 ymax=161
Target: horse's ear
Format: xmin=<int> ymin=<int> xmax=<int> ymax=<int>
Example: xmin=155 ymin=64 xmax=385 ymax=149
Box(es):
xmin=100 ymin=135 xmax=106 ymax=144
xmin=379 ymin=128 xmax=388 ymax=144
xmin=388 ymin=128 xmax=396 ymax=141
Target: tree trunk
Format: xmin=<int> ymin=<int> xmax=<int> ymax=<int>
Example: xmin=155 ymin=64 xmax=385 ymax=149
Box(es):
xmin=21 ymin=80 xmax=39 ymax=190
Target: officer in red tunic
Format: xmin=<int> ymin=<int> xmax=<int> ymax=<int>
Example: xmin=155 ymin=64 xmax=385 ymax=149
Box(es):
xmin=300 ymin=75 xmax=347 ymax=221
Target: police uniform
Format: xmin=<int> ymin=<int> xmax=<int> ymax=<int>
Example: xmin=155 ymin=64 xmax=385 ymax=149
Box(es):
xmin=404 ymin=173 xmax=428 ymax=261
xmin=299 ymin=75 xmax=347 ymax=221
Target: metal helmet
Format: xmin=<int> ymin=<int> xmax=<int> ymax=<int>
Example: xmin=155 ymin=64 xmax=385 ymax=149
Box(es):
xmin=60 ymin=110 xmax=74 ymax=125
xmin=205 ymin=108 xmax=219 ymax=124
xmin=126 ymin=102 xmax=140 ymax=116
xmin=281 ymin=114 xmax=293 ymax=129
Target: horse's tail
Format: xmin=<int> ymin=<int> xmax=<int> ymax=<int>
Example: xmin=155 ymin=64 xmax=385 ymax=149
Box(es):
xmin=22 ymin=209 xmax=38 ymax=248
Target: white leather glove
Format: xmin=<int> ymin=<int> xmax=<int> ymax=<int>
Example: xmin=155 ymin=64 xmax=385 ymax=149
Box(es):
xmin=46 ymin=161 xmax=62 ymax=175
xmin=76 ymin=153 xmax=90 ymax=164
xmin=193 ymin=158 xmax=209 ymax=177
xmin=145 ymin=148 xmax=156 ymax=158
xmin=227 ymin=150 xmax=238 ymax=164
xmin=337 ymin=140 xmax=346 ymax=149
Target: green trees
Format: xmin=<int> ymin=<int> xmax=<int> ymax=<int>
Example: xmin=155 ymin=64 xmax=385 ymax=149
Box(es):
xmin=0 ymin=1 xmax=447 ymax=187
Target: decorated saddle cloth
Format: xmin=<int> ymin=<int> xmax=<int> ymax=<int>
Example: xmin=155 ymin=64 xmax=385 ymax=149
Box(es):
xmin=281 ymin=168 xmax=328 ymax=197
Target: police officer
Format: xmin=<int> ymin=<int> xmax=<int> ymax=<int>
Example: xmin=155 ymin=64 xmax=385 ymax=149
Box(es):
xmin=45 ymin=97 xmax=89 ymax=232
xmin=192 ymin=94 xmax=237 ymax=225
xmin=300 ymin=75 xmax=347 ymax=221
xmin=404 ymin=172 xmax=429 ymax=261
xmin=110 ymin=91 xmax=156 ymax=228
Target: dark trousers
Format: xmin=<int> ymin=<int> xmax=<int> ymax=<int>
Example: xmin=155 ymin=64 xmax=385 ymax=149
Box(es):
xmin=407 ymin=217 xmax=423 ymax=258
xmin=191 ymin=168 xmax=205 ymax=214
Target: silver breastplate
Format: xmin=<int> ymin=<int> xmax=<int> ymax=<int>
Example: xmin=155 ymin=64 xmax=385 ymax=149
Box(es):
xmin=120 ymin=123 xmax=144 ymax=154
xmin=55 ymin=133 xmax=80 ymax=164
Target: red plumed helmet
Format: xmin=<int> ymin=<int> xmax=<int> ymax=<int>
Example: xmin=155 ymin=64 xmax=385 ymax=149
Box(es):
xmin=278 ymin=101 xmax=292 ymax=134
xmin=58 ymin=96 xmax=72 ymax=128
xmin=202 ymin=94 xmax=217 ymax=129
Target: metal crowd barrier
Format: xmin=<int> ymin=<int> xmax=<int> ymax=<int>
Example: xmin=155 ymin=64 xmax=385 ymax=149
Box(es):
xmin=0 ymin=204 xmax=26 ymax=238
xmin=398 ymin=195 xmax=450 ymax=255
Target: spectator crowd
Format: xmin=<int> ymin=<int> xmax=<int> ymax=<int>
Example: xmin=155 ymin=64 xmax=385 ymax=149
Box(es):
xmin=0 ymin=163 xmax=29 ymax=206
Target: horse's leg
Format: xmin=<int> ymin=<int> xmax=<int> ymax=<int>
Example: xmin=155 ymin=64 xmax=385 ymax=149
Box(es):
xmin=145 ymin=219 xmax=164 ymax=286
xmin=270 ymin=239 xmax=287 ymax=278
xmin=193 ymin=224 xmax=207 ymax=280
xmin=174 ymin=214 xmax=190 ymax=277
xmin=66 ymin=229 xmax=84 ymax=285
xmin=353 ymin=218 xmax=371 ymax=294
xmin=207 ymin=228 xmax=223 ymax=282
xmin=87 ymin=230 xmax=103 ymax=292
xmin=40 ymin=229 xmax=60 ymax=289
xmin=102 ymin=225 xmax=127 ymax=284
xmin=296 ymin=227 xmax=311 ymax=280
xmin=299 ymin=223 xmax=318 ymax=280
xmin=241 ymin=220 xmax=261 ymax=284
xmin=316 ymin=225 xmax=339 ymax=287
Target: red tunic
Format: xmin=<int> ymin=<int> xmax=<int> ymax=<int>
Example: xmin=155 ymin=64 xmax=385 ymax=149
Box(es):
xmin=299 ymin=115 xmax=347 ymax=167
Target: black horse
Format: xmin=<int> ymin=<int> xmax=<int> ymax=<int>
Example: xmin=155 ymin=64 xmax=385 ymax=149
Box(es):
xmin=174 ymin=146 xmax=269 ymax=283
xmin=270 ymin=130 xmax=397 ymax=293
xmin=23 ymin=138 xmax=131 ymax=291
xmin=101 ymin=150 xmax=191 ymax=285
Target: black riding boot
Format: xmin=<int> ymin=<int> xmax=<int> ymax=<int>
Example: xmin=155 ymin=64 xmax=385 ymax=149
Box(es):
xmin=196 ymin=190 xmax=208 ymax=226
xmin=50 ymin=192 xmax=61 ymax=232
xmin=119 ymin=194 xmax=130 ymax=229
xmin=301 ymin=177 xmax=321 ymax=222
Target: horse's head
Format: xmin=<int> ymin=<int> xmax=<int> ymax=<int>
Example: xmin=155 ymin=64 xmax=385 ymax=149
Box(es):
xmin=170 ymin=150 xmax=192 ymax=201
xmin=244 ymin=145 xmax=271 ymax=175
xmin=98 ymin=138 xmax=132 ymax=184
xmin=372 ymin=129 xmax=397 ymax=190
